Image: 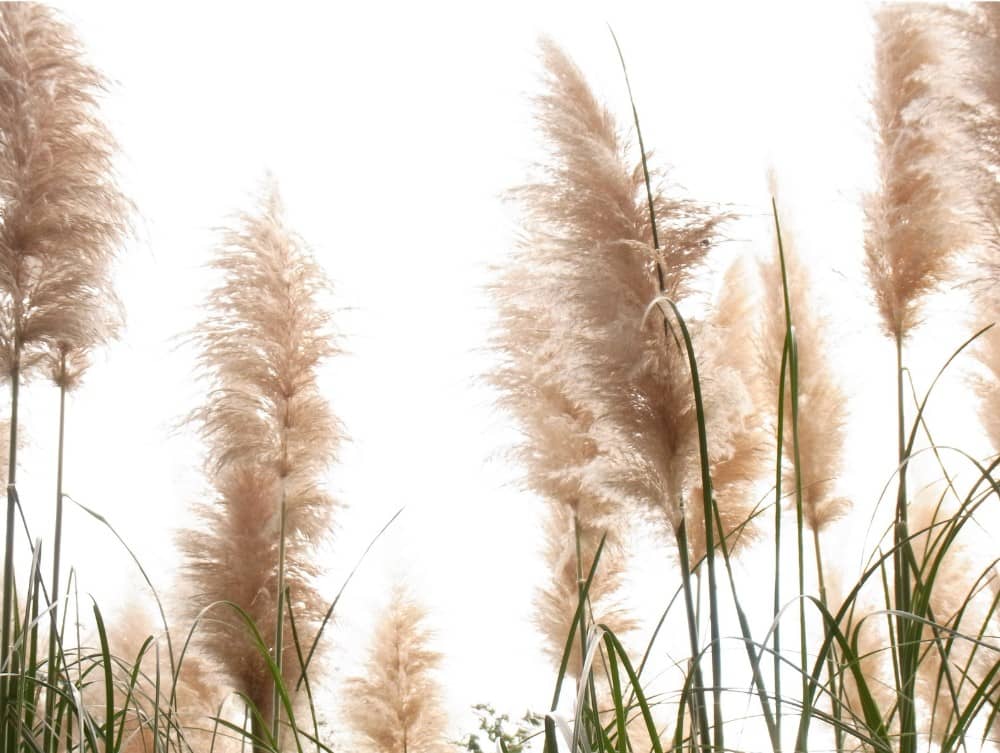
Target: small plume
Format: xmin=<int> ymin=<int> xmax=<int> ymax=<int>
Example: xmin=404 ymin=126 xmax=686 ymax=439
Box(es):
xmin=535 ymin=505 xmax=633 ymax=675
xmin=908 ymin=493 xmax=1000 ymax=746
xmin=947 ymin=4 xmax=1000 ymax=455
xmin=0 ymin=3 xmax=129 ymax=385
xmin=179 ymin=178 xmax=343 ymax=733
xmin=344 ymin=583 xmax=449 ymax=753
xmin=864 ymin=4 xmax=971 ymax=342
xmin=687 ymin=258 xmax=769 ymax=566
xmin=826 ymin=571 xmax=894 ymax=747
xmin=96 ymin=606 xmax=240 ymax=753
xmin=760 ymin=176 xmax=849 ymax=533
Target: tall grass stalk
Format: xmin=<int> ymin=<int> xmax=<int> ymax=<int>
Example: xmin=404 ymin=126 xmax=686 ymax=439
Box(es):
xmin=0 ymin=5 xmax=129 ymax=750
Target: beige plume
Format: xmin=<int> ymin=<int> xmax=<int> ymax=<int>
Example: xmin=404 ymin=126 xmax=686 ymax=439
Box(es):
xmin=0 ymin=3 xmax=129 ymax=385
xmin=93 ymin=606 xmax=240 ymax=753
xmin=344 ymin=583 xmax=449 ymax=753
xmin=760 ymin=177 xmax=849 ymax=533
xmin=864 ymin=4 xmax=970 ymax=343
xmin=502 ymin=38 xmax=730 ymax=585
xmin=180 ymin=178 xmax=343 ymax=739
xmin=945 ymin=4 xmax=1000 ymax=455
xmin=687 ymin=258 xmax=769 ymax=567
xmin=908 ymin=494 xmax=1000 ymax=746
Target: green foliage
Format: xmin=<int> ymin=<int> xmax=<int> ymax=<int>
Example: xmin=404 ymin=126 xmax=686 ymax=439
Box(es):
xmin=457 ymin=704 xmax=543 ymax=753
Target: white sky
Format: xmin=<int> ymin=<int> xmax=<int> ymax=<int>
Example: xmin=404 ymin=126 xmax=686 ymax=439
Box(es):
xmin=13 ymin=2 xmax=997 ymax=750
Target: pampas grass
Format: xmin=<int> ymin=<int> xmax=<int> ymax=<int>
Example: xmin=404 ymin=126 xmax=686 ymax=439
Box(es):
xmin=863 ymin=9 xmax=975 ymax=750
xmin=0 ymin=5 xmax=129 ymax=750
xmin=180 ymin=178 xmax=342 ymax=750
xmin=9 ymin=6 xmax=1000 ymax=753
xmin=503 ymin=37 xmax=734 ymax=578
xmin=761 ymin=180 xmax=849 ymax=537
xmin=344 ymin=583 xmax=448 ymax=753
xmin=865 ymin=4 xmax=969 ymax=345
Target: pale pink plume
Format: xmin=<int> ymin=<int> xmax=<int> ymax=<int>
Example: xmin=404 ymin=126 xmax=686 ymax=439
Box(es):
xmin=344 ymin=583 xmax=449 ymax=753
xmin=864 ymin=4 xmax=971 ymax=343
xmin=687 ymin=257 xmax=769 ymax=566
xmin=0 ymin=3 xmax=129 ymax=386
xmin=760 ymin=178 xmax=849 ymax=534
xmin=180 ymin=179 xmax=343 ymax=739
xmin=501 ymin=38 xmax=732 ymax=590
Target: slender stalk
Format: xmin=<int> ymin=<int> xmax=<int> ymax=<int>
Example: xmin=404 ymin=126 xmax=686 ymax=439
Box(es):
xmin=773 ymin=341 xmax=787 ymax=753
xmin=894 ymin=334 xmax=916 ymax=753
xmin=44 ymin=370 xmax=67 ymax=753
xmin=674 ymin=518 xmax=711 ymax=753
xmin=252 ymin=713 xmax=267 ymax=753
xmin=0 ymin=351 xmax=19 ymax=740
xmin=574 ymin=513 xmax=589 ymax=688
xmin=811 ymin=526 xmax=843 ymax=753
xmin=613 ymin=34 xmax=724 ymax=751
xmin=788 ymin=332 xmax=810 ymax=748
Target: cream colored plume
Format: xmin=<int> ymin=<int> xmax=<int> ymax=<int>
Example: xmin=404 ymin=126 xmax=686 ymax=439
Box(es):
xmin=180 ymin=178 xmax=343 ymax=735
xmin=760 ymin=178 xmax=849 ymax=533
xmin=864 ymin=4 xmax=970 ymax=342
xmin=948 ymin=4 xmax=1000 ymax=455
xmin=687 ymin=258 xmax=769 ymax=567
xmin=500 ymin=38 xmax=731 ymax=591
xmin=0 ymin=3 xmax=129 ymax=386
xmin=89 ymin=606 xmax=240 ymax=753
xmin=908 ymin=494 xmax=1000 ymax=747
xmin=344 ymin=583 xmax=449 ymax=753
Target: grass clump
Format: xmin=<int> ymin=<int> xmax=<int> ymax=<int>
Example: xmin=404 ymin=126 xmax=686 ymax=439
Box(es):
xmin=5 ymin=4 xmax=1000 ymax=753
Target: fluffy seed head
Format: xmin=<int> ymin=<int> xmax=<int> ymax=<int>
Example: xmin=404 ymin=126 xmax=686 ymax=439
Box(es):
xmin=344 ymin=583 xmax=449 ymax=753
xmin=0 ymin=3 xmax=129 ymax=384
xmin=864 ymin=4 xmax=971 ymax=341
xmin=180 ymin=179 xmax=342 ymax=730
xmin=760 ymin=181 xmax=850 ymax=533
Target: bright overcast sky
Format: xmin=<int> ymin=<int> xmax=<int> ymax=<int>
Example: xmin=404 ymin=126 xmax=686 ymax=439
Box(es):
xmin=18 ymin=2 xmax=980 ymax=748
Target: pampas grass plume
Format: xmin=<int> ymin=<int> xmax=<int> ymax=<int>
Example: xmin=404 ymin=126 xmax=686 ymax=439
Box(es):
xmin=511 ymin=39 xmax=731 ymax=572
xmin=180 ymin=178 xmax=342 ymax=732
xmin=864 ymin=4 xmax=970 ymax=342
xmin=345 ymin=583 xmax=449 ymax=753
xmin=686 ymin=258 xmax=768 ymax=565
xmin=0 ymin=3 xmax=129 ymax=385
xmin=761 ymin=177 xmax=849 ymax=533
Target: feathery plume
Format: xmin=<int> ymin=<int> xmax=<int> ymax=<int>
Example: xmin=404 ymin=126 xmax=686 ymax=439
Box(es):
xmin=535 ymin=506 xmax=632 ymax=673
xmin=687 ymin=258 xmax=768 ymax=565
xmin=491 ymin=247 xmax=633 ymax=671
xmin=760 ymin=179 xmax=849 ymax=533
xmin=180 ymin=178 xmax=342 ymax=738
xmin=907 ymin=495 xmax=998 ymax=746
xmin=946 ymin=4 xmax=1000 ymax=454
xmin=344 ymin=583 xmax=449 ymax=753
xmin=0 ymin=5 xmax=130 ymax=737
xmin=503 ymin=38 xmax=730 ymax=576
xmin=0 ymin=3 xmax=129 ymax=384
xmin=92 ymin=606 xmax=239 ymax=753
xmin=864 ymin=4 xmax=970 ymax=342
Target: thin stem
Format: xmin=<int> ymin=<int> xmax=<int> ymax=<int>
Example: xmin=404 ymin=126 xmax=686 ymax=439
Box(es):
xmin=1 ymin=351 xmax=20 ymax=738
xmin=894 ymin=334 xmax=916 ymax=753
xmin=574 ymin=512 xmax=588 ymax=684
xmin=44 ymin=374 xmax=67 ymax=753
xmin=773 ymin=337 xmax=788 ymax=753
xmin=674 ymin=514 xmax=711 ymax=753
xmin=812 ymin=526 xmax=843 ymax=753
